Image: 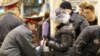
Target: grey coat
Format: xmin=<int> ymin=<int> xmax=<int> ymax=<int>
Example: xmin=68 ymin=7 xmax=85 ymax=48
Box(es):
xmin=70 ymin=11 xmax=89 ymax=39
xmin=0 ymin=24 xmax=36 ymax=56
xmin=0 ymin=12 xmax=23 ymax=46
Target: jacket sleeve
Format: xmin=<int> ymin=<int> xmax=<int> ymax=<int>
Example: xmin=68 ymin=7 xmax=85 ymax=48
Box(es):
xmin=73 ymin=27 xmax=90 ymax=54
xmin=16 ymin=33 xmax=36 ymax=56
xmin=46 ymin=40 xmax=71 ymax=52
xmin=80 ymin=17 xmax=89 ymax=32
xmin=46 ymin=33 xmax=73 ymax=52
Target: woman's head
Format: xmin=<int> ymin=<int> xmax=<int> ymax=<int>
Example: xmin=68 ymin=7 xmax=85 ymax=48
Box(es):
xmin=55 ymin=13 xmax=70 ymax=24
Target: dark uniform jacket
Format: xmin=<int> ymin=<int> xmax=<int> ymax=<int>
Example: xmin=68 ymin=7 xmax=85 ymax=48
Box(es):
xmin=0 ymin=24 xmax=36 ymax=56
xmin=0 ymin=12 xmax=23 ymax=46
xmin=69 ymin=25 xmax=100 ymax=56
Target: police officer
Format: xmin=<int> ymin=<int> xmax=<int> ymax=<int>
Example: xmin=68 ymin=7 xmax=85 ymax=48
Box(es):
xmin=0 ymin=0 xmax=23 ymax=47
xmin=0 ymin=15 xmax=43 ymax=56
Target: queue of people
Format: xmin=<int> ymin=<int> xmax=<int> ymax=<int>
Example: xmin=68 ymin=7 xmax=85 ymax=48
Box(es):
xmin=0 ymin=0 xmax=99 ymax=56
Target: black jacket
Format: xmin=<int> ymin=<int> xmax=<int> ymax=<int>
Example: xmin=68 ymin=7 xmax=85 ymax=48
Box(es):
xmin=88 ymin=17 xmax=98 ymax=26
xmin=69 ymin=25 xmax=100 ymax=56
xmin=46 ymin=23 xmax=75 ymax=56
xmin=46 ymin=11 xmax=89 ymax=56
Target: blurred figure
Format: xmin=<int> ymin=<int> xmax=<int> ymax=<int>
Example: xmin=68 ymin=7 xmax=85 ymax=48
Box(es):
xmin=78 ymin=1 xmax=90 ymax=17
xmin=0 ymin=0 xmax=23 ymax=47
xmin=38 ymin=1 xmax=50 ymax=39
xmin=59 ymin=1 xmax=89 ymax=38
xmin=0 ymin=16 xmax=43 ymax=56
xmin=41 ymin=1 xmax=89 ymax=56
xmin=84 ymin=4 xmax=98 ymax=25
xmin=40 ymin=2 xmax=50 ymax=56
xmin=68 ymin=25 xmax=100 ymax=56
xmin=45 ymin=11 xmax=75 ymax=56
xmin=41 ymin=13 xmax=50 ymax=56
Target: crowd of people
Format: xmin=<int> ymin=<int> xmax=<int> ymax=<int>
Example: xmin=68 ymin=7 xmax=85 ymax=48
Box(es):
xmin=0 ymin=0 xmax=99 ymax=56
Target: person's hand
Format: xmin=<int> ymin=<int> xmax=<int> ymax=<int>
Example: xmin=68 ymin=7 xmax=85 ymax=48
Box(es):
xmin=40 ymin=39 xmax=50 ymax=52
xmin=32 ymin=37 xmax=41 ymax=46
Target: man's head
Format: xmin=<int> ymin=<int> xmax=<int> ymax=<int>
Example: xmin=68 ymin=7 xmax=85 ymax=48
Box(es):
xmin=1 ymin=0 xmax=20 ymax=16
xmin=79 ymin=1 xmax=90 ymax=16
xmin=25 ymin=16 xmax=43 ymax=31
xmin=84 ymin=4 xmax=95 ymax=21
xmin=60 ymin=1 xmax=72 ymax=14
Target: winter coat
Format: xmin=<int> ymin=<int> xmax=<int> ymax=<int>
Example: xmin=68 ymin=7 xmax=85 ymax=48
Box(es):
xmin=69 ymin=25 xmax=100 ymax=56
xmin=0 ymin=24 xmax=36 ymax=56
xmin=0 ymin=12 xmax=23 ymax=46
xmin=46 ymin=22 xmax=75 ymax=56
xmin=70 ymin=11 xmax=89 ymax=39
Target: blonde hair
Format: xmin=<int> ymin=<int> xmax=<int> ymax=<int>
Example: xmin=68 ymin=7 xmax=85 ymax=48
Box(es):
xmin=79 ymin=1 xmax=90 ymax=8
